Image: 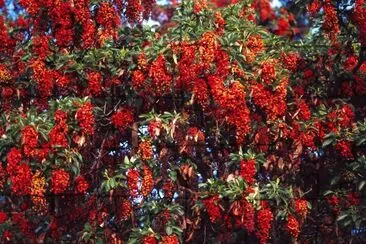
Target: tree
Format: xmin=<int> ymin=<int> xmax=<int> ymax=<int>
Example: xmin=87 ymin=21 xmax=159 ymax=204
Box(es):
xmin=0 ymin=0 xmax=365 ymax=243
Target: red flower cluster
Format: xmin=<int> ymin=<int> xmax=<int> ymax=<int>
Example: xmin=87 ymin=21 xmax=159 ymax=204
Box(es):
xmin=261 ymin=61 xmax=276 ymax=84
xmin=297 ymin=100 xmax=311 ymax=121
xmin=193 ymin=0 xmax=208 ymax=14
xmin=12 ymin=212 xmax=33 ymax=238
xmin=49 ymin=110 xmax=69 ymax=148
xmin=142 ymin=0 xmax=156 ymax=20
xmin=161 ymin=235 xmax=179 ymax=244
xmin=132 ymin=69 xmax=145 ymax=90
xmin=247 ymin=35 xmax=264 ymax=54
xmin=286 ymin=215 xmax=300 ymax=239
xmin=82 ymin=20 xmax=96 ymax=49
xmin=87 ymin=71 xmax=102 ymax=96
xmin=111 ymin=107 xmax=134 ymax=132
xmin=174 ymin=42 xmax=199 ymax=90
xmin=6 ymin=147 xmax=22 ymax=174
xmin=51 ymin=169 xmax=70 ymax=194
xmin=186 ymin=127 xmax=205 ymax=143
xmin=148 ymin=55 xmax=172 ymax=96
xmin=326 ymin=195 xmax=339 ymax=208
xmin=307 ymin=0 xmax=321 ymax=16
xmin=0 ymin=211 xmax=7 ymax=224
xmin=214 ymin=11 xmax=226 ymax=34
xmin=281 ymin=53 xmax=299 ymax=72
xmin=276 ymin=16 xmax=290 ymax=36
xmin=127 ymin=169 xmax=140 ymax=197
xmin=49 ymin=1 xmax=74 ymax=47
xmin=75 ymin=175 xmax=89 ymax=194
xmin=192 ymin=78 xmax=210 ymax=108
xmin=31 ymin=171 xmax=47 ymax=213
xmin=32 ymin=35 xmax=50 ymax=60
xmin=203 ymin=195 xmax=221 ymax=223
xmin=162 ymin=180 xmax=174 ymax=199
xmin=143 ymin=235 xmax=157 ymax=244
xmin=31 ymin=59 xmax=54 ymax=98
xmin=6 ymin=148 xmax=32 ymax=195
xmin=352 ymin=0 xmax=366 ymax=45
xmin=256 ymin=204 xmax=273 ymax=244
xmin=244 ymin=35 xmax=264 ymax=62
xmin=22 ymin=125 xmax=38 ymax=157
xmin=238 ymin=199 xmax=255 ymax=232
xmin=294 ymin=199 xmax=308 ymax=219
xmin=208 ymin=77 xmax=251 ymax=143
xmin=251 ymin=78 xmax=288 ymax=120
xmin=199 ymin=32 xmax=217 ymax=70
xmin=335 ymin=140 xmax=353 ymax=159
xmin=119 ymin=199 xmax=132 ymax=220
xmin=141 ymin=164 xmax=154 ymax=197
xmin=254 ymin=0 xmax=275 ymax=23
xmin=2 ymin=230 xmax=13 ymax=242
xmin=0 ymin=16 xmax=15 ymax=56
xmin=148 ymin=120 xmax=162 ymax=138
xmin=139 ymin=140 xmax=153 ymax=160
xmin=11 ymin=164 xmax=32 ymax=196
xmin=126 ymin=0 xmax=143 ymax=23
xmin=323 ymin=0 xmax=340 ymax=42
xmin=239 ymin=159 xmax=256 ymax=185
xmin=96 ymin=2 xmax=121 ymax=40
xmin=76 ymin=102 xmax=95 ymax=136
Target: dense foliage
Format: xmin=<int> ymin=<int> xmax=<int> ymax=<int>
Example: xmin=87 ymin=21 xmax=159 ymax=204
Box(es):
xmin=0 ymin=0 xmax=365 ymax=243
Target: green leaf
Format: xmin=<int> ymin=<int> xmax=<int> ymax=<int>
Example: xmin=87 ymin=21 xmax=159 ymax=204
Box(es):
xmin=337 ymin=214 xmax=348 ymax=222
xmin=323 ymin=190 xmax=334 ymax=196
xmin=166 ymin=226 xmax=173 ymax=235
xmin=356 ymin=138 xmax=366 ymax=146
xmin=322 ymin=138 xmax=334 ymax=147
xmin=358 ymin=180 xmax=366 ymax=191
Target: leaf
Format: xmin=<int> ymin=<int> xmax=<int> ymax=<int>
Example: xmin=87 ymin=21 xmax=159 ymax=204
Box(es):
xmin=322 ymin=138 xmax=334 ymax=147
xmin=356 ymin=138 xmax=366 ymax=146
xmin=173 ymin=54 xmax=178 ymax=64
xmin=124 ymin=156 xmax=130 ymax=165
xmin=337 ymin=214 xmax=348 ymax=222
xmin=358 ymin=180 xmax=366 ymax=191
xmin=323 ymin=190 xmax=334 ymax=196
xmin=166 ymin=226 xmax=173 ymax=235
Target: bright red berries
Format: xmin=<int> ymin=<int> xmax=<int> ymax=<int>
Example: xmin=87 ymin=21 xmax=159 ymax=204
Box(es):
xmin=143 ymin=235 xmax=157 ymax=244
xmin=256 ymin=204 xmax=273 ymax=244
xmin=335 ymin=140 xmax=353 ymax=159
xmin=323 ymin=0 xmax=340 ymax=42
xmin=141 ymin=164 xmax=154 ymax=197
xmin=87 ymin=72 xmax=102 ymax=96
xmin=126 ymin=0 xmax=143 ymax=23
xmin=51 ymin=169 xmax=70 ymax=194
xmin=239 ymin=159 xmax=256 ymax=185
xmin=0 ymin=212 xmax=7 ymax=224
xmin=76 ymin=102 xmax=95 ymax=136
xmin=261 ymin=61 xmax=276 ymax=85
xmin=203 ymin=195 xmax=221 ymax=223
xmin=161 ymin=235 xmax=179 ymax=244
xmin=286 ymin=215 xmax=300 ymax=239
xmin=127 ymin=169 xmax=140 ymax=197
xmin=75 ymin=175 xmax=89 ymax=194
xmin=294 ymin=199 xmax=308 ymax=219
xmin=49 ymin=113 xmax=69 ymax=148
xmin=139 ymin=140 xmax=153 ymax=160
xmin=10 ymin=164 xmax=32 ymax=196
xmin=110 ymin=107 xmax=134 ymax=132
